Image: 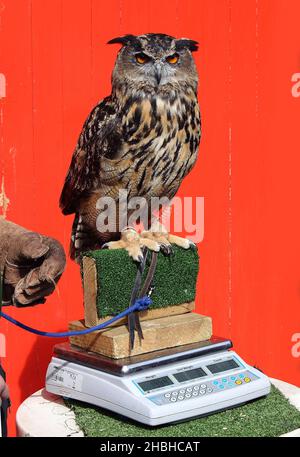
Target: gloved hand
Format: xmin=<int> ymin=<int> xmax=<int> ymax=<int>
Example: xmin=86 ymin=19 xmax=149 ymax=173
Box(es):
xmin=0 ymin=375 xmax=9 ymax=401
xmin=0 ymin=218 xmax=66 ymax=307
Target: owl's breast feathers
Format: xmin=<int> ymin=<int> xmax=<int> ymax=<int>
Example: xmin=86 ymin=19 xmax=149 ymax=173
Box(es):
xmin=59 ymin=88 xmax=201 ymax=215
xmin=118 ymin=88 xmax=201 ymax=199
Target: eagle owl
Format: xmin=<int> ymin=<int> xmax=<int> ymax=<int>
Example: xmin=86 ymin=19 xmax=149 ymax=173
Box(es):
xmin=60 ymin=33 xmax=201 ymax=261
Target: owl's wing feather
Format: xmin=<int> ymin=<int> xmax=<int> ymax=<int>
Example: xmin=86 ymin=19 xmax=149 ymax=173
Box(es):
xmin=59 ymin=96 xmax=122 ymax=215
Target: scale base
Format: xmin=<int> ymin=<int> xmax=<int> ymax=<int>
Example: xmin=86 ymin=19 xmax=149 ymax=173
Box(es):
xmin=52 ymin=336 xmax=232 ymax=376
xmin=46 ymin=338 xmax=271 ymax=427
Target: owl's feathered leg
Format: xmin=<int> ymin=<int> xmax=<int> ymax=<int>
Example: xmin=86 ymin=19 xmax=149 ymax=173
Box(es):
xmin=70 ymin=213 xmax=114 ymax=262
xmin=70 ymin=213 xmax=96 ymax=261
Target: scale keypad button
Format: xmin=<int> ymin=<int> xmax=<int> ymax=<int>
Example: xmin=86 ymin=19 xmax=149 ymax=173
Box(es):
xmin=149 ymin=371 xmax=258 ymax=405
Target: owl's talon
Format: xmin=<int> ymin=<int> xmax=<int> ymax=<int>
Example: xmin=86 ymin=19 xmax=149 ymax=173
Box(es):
xmin=189 ymin=241 xmax=197 ymax=250
xmin=124 ymin=242 xmax=144 ymax=262
xmin=160 ymin=243 xmax=172 ymax=256
xmin=137 ymin=254 xmax=144 ymax=263
xmin=101 ymin=243 xmax=110 ymax=249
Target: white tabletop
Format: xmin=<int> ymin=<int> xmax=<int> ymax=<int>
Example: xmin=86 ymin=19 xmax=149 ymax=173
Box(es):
xmin=16 ymin=389 xmax=84 ymax=437
xmin=16 ymin=378 xmax=300 ymax=437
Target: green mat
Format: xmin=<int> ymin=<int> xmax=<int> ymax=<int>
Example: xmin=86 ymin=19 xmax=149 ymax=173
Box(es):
xmin=65 ymin=386 xmax=300 ymax=437
xmin=82 ymin=245 xmax=199 ymax=318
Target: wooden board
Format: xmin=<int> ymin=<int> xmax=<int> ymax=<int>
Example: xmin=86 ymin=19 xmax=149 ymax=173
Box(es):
xmin=69 ymin=313 xmax=212 ymax=359
xmin=83 ymin=256 xmax=98 ymax=326
xmin=85 ymin=300 xmax=195 ymax=328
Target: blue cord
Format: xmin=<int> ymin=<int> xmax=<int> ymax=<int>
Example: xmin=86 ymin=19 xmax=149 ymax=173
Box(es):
xmin=0 ymin=296 xmax=152 ymax=338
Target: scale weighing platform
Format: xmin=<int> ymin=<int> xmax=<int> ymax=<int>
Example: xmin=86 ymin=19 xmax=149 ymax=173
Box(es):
xmin=45 ymin=337 xmax=271 ymax=426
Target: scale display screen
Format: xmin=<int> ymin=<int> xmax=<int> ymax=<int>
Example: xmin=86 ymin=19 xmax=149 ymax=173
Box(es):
xmin=173 ymin=367 xmax=207 ymax=383
xmin=206 ymin=359 xmax=239 ymax=374
xmin=137 ymin=376 xmax=173 ymax=392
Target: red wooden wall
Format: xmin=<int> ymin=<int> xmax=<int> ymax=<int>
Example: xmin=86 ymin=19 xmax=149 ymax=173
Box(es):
xmin=0 ymin=0 xmax=300 ymax=436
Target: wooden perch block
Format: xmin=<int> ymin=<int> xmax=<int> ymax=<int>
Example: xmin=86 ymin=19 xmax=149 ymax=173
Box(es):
xmin=81 ymin=246 xmax=199 ymax=327
xmin=69 ymin=313 xmax=212 ymax=359
xmin=82 ymin=254 xmax=196 ymax=326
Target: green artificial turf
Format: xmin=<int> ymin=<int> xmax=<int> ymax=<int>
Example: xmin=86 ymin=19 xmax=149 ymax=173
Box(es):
xmin=65 ymin=386 xmax=300 ymax=437
xmin=82 ymin=245 xmax=199 ymax=318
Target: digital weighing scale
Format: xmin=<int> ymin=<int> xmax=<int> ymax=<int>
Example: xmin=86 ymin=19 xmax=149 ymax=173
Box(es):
xmin=45 ymin=337 xmax=271 ymax=426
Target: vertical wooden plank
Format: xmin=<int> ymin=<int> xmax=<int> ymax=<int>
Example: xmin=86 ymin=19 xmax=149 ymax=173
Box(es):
xmin=252 ymin=0 xmax=300 ymax=381
xmin=61 ymin=0 xmax=93 ymax=174
xmin=0 ymin=0 xmax=34 ymax=226
xmin=91 ymin=0 xmax=121 ymax=101
xmin=15 ymin=0 xmax=65 ymax=406
xmin=229 ymin=0 xmax=260 ymax=362
xmin=176 ymin=0 xmax=232 ymax=337
xmin=0 ymin=0 xmax=34 ymax=436
xmin=230 ymin=0 xmax=300 ymax=383
xmin=60 ymin=0 xmax=93 ymax=334
xmin=30 ymin=0 xmax=63 ymax=236
xmin=118 ymin=0 xmax=151 ymax=36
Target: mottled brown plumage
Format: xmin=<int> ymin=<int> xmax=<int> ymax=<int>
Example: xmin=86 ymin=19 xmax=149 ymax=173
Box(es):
xmin=60 ymin=33 xmax=201 ymax=260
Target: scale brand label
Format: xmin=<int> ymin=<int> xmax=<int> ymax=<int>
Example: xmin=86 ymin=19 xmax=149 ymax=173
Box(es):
xmin=51 ymin=368 xmax=83 ymax=391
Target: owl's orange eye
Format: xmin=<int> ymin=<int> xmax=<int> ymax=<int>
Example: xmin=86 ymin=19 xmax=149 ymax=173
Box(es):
xmin=135 ymin=53 xmax=150 ymax=64
xmin=166 ymin=53 xmax=179 ymax=64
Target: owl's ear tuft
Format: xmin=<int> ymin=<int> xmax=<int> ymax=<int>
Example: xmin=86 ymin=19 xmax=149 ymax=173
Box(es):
xmin=175 ymin=38 xmax=199 ymax=52
xmin=107 ymin=35 xmax=138 ymax=46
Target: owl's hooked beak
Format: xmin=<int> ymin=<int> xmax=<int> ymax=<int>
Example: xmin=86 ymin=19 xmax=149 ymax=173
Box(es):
xmin=154 ymin=64 xmax=162 ymax=85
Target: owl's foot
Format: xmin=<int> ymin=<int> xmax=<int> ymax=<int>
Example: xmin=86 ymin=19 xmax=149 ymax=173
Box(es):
xmin=141 ymin=230 xmax=195 ymax=255
xmin=102 ymin=228 xmax=195 ymax=262
xmin=102 ymin=228 xmax=160 ymax=263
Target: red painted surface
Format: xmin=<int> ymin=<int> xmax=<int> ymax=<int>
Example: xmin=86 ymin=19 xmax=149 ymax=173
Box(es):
xmin=0 ymin=0 xmax=300 ymax=436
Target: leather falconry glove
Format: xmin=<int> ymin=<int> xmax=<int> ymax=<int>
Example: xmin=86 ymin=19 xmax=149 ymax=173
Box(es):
xmin=0 ymin=218 xmax=66 ymax=307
